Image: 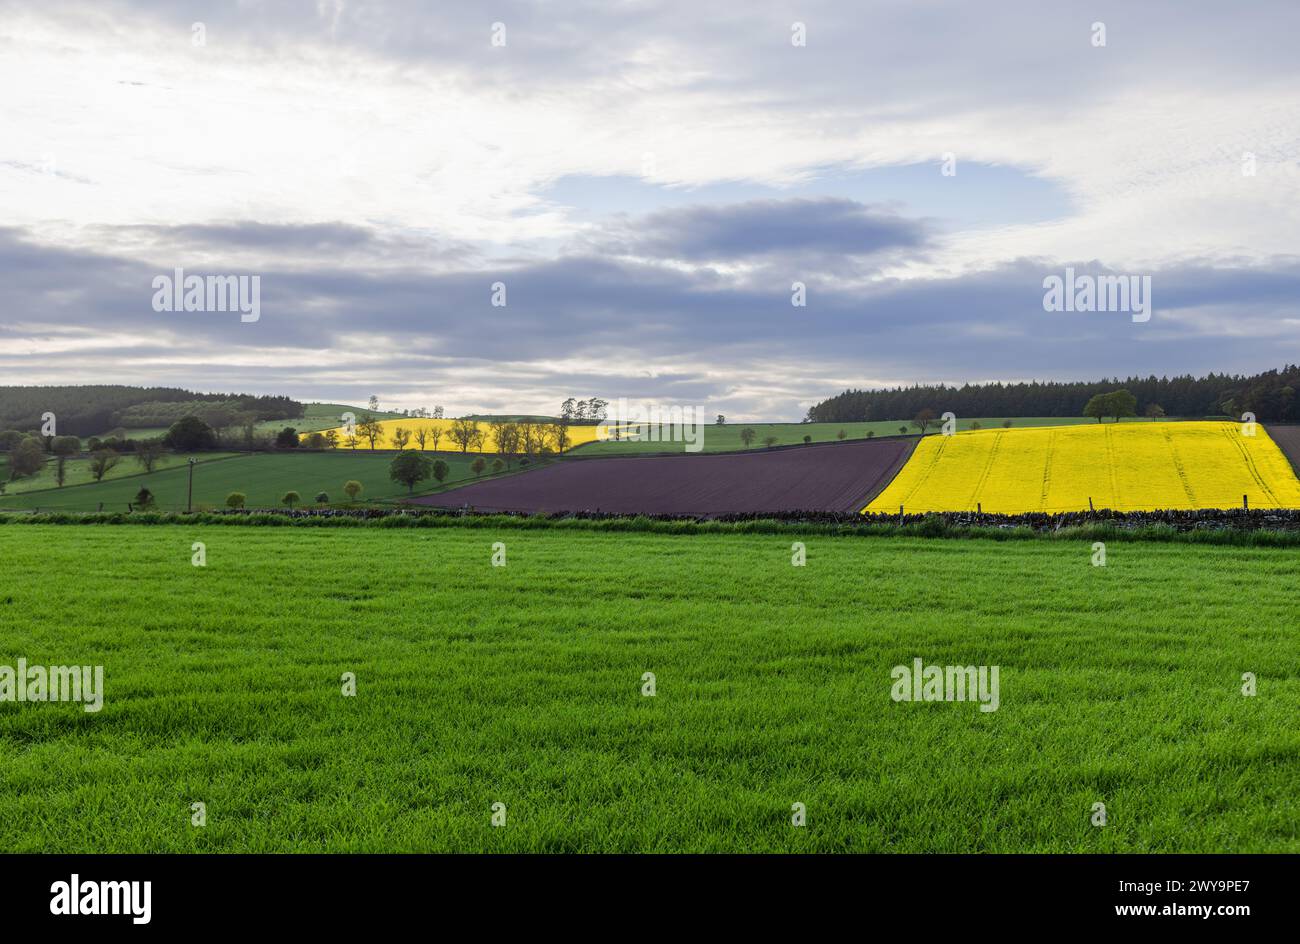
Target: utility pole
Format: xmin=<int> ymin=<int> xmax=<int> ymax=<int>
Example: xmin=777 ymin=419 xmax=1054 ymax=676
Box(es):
xmin=187 ymin=458 xmax=196 ymax=513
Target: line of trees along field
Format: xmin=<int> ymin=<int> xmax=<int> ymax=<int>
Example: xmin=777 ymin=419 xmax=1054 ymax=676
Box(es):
xmin=0 ymin=385 xmax=303 ymax=436
xmin=805 ymin=366 xmax=1300 ymax=424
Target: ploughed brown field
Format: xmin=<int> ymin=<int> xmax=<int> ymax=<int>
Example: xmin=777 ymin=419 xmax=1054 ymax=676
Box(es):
xmin=409 ymin=438 xmax=916 ymax=515
xmin=1264 ymin=424 xmax=1300 ymax=476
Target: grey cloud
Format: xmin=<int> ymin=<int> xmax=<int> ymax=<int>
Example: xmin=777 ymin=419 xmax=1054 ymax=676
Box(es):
xmin=608 ymin=199 xmax=928 ymax=263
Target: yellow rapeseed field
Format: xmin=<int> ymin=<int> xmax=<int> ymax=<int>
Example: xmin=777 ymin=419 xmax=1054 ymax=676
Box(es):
xmin=865 ymin=421 xmax=1300 ymax=513
xmin=304 ymin=418 xmax=605 ymax=453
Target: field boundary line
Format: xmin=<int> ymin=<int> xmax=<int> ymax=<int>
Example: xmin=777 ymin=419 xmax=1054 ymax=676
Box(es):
xmin=1220 ymin=425 xmax=1280 ymax=506
xmin=1103 ymin=424 xmax=1121 ymax=509
xmin=1163 ymin=426 xmax=1198 ymax=508
xmin=965 ymin=429 xmax=1005 ymax=511
xmin=1039 ymin=428 xmax=1057 ymax=510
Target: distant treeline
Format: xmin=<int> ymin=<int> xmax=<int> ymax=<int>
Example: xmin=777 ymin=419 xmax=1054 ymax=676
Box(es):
xmin=0 ymin=386 xmax=303 ymax=436
xmin=806 ymin=366 xmax=1300 ymax=424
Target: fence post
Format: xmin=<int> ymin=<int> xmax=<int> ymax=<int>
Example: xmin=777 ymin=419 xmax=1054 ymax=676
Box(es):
xmin=1243 ymin=494 xmax=1249 ymax=511
xmin=898 ymin=504 xmax=904 ymax=526
xmin=977 ymin=502 xmax=981 ymax=514
xmin=1088 ymin=497 xmax=1094 ymax=512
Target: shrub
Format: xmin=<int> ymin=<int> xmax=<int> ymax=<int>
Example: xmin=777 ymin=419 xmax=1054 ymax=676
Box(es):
xmin=163 ymin=416 xmax=217 ymax=451
xmin=133 ymin=486 xmax=156 ymax=510
xmin=315 ymin=492 xmax=330 ymax=504
xmin=275 ymin=427 xmax=300 ymax=448
xmin=803 ymin=435 xmax=812 ymax=444
xmin=51 ymin=435 xmax=81 ymax=457
xmin=343 ymin=480 xmax=362 ymax=501
xmin=836 ymin=430 xmax=847 ymax=441
xmin=226 ymin=492 xmax=247 ymax=509
xmin=471 ymin=457 xmax=487 ymax=477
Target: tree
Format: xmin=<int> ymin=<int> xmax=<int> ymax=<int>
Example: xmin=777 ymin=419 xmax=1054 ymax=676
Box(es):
xmin=414 ymin=428 xmax=428 ymax=451
xmin=163 ymin=416 xmax=216 ymax=451
xmin=970 ymin=420 xmax=982 ymax=430
xmin=740 ymin=427 xmax=757 ymax=448
xmin=491 ymin=458 xmax=504 ymax=473
xmin=133 ymin=486 xmax=156 ymax=510
xmin=1083 ymin=394 xmax=1108 ymax=423
xmin=471 ymin=457 xmax=487 ymax=477
xmin=51 ymin=435 xmax=80 ymax=457
xmin=449 ymin=418 xmax=480 ymax=453
xmin=368 ymin=395 xmax=380 ymax=412
xmin=0 ymin=430 xmax=24 ymax=451
xmin=345 ymin=434 xmax=359 ymax=450
xmin=389 ymin=450 xmax=432 ymax=494
xmin=763 ymin=436 xmax=779 ymax=448
xmin=136 ymin=440 xmax=165 ymax=472
xmin=303 ymin=432 xmax=327 ymax=449
xmin=1145 ymin=403 xmax=1166 ymax=419
xmin=899 ymin=426 xmax=908 ymax=435
xmin=315 ymin=491 xmax=330 ymax=504
xmin=226 ymin=492 xmax=246 ymax=509
xmin=546 ymin=422 xmax=570 ymax=454
xmin=1107 ymin=389 xmax=1138 ymax=423
xmin=324 ymin=429 xmax=339 ymax=449
xmin=357 ymin=415 xmax=384 ymax=450
xmin=1085 ymin=389 xmax=1138 ymax=423
xmin=276 ymin=427 xmax=300 ymax=448
xmin=803 ymin=435 xmax=812 ymax=444
xmin=392 ymin=427 xmax=411 ymax=450
xmin=431 ymin=459 xmax=450 ymax=485
xmin=234 ymin=412 xmax=259 ymax=449
xmin=432 ymin=405 xmax=444 ymax=419
xmin=281 ymin=491 xmax=301 ymax=509
xmin=911 ymin=408 xmax=936 ymax=435
xmin=492 ymin=421 xmax=521 ymax=464
xmin=55 ymin=455 xmax=67 ymax=487
xmin=428 ymin=424 xmax=445 ymax=452
xmin=716 ymin=414 xmax=726 ymax=425
xmin=8 ymin=437 xmax=45 ymax=479
xmin=837 ymin=429 xmax=847 ymax=440
xmin=88 ymin=449 xmax=119 ymax=482
xmin=343 ymin=480 xmax=363 ymax=502
xmin=200 ymin=406 xmax=237 ymax=441
xmin=1002 ymin=419 xmax=1013 ymax=428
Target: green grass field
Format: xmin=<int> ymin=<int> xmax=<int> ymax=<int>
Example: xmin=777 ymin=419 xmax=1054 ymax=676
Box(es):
xmin=98 ymin=401 xmax=407 ymax=442
xmin=569 ymin=416 xmax=1148 ymax=456
xmin=0 ymin=452 xmax=240 ymax=495
xmin=0 ymin=450 xmax=519 ymax=512
xmin=0 ymin=523 xmax=1293 ymax=852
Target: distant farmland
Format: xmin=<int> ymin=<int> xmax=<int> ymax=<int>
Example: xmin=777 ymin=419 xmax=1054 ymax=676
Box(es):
xmin=412 ymin=439 xmax=914 ymax=515
xmin=0 ymin=450 xmax=510 ymax=512
xmin=569 ymin=416 xmax=1142 ymax=456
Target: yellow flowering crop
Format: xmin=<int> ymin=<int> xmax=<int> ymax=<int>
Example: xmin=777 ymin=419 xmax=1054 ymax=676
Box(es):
xmin=304 ymin=418 xmax=605 ymax=453
xmin=865 ymin=421 xmax=1300 ymax=513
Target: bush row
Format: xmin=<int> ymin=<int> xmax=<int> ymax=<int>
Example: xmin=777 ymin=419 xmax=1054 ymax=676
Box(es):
xmin=5 ymin=505 xmax=1300 ymax=546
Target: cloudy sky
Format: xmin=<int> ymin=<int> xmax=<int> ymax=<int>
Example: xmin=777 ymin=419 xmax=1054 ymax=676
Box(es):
xmin=2 ymin=1 xmax=1299 ymax=420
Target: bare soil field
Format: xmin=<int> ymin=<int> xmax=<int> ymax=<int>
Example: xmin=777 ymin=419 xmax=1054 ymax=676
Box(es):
xmin=410 ymin=439 xmax=916 ymax=515
xmin=1264 ymin=424 xmax=1300 ymax=475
